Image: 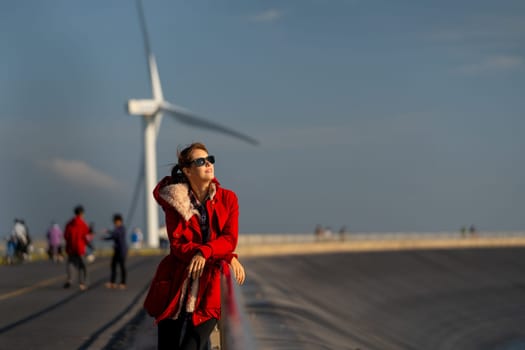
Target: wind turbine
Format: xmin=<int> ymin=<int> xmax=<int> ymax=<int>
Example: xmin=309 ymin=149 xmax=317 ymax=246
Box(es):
xmin=127 ymin=0 xmax=259 ymax=247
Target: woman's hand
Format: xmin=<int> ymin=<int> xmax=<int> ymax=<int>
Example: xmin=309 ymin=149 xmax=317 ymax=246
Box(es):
xmin=230 ymin=257 xmax=245 ymax=285
xmin=188 ymin=251 xmax=206 ymax=280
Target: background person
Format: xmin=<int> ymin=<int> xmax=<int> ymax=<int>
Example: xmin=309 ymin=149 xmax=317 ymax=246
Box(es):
xmin=469 ymin=224 xmax=477 ymax=237
xmin=103 ymin=213 xmax=128 ymax=289
xmin=85 ymin=222 xmax=97 ymax=263
xmin=460 ymin=226 xmax=467 ymax=238
xmin=130 ymin=227 xmax=143 ymax=249
xmin=47 ymin=221 xmax=63 ymax=262
xmin=4 ymin=235 xmax=17 ymax=265
xmin=63 ymin=205 xmax=90 ymax=290
xmin=11 ymin=218 xmax=30 ymax=262
xmin=339 ymin=225 xmax=347 ymax=242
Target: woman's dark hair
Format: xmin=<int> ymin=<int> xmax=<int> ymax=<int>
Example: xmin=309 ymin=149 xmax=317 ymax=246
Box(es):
xmin=170 ymin=142 xmax=209 ymax=184
xmin=170 ymin=164 xmax=187 ymax=184
xmin=74 ymin=205 xmax=84 ymax=215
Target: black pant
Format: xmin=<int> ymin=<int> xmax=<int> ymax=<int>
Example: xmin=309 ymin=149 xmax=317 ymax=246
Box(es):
xmin=66 ymin=254 xmax=87 ymax=285
xmin=110 ymin=251 xmax=126 ymax=284
xmin=158 ymin=316 xmax=216 ymax=350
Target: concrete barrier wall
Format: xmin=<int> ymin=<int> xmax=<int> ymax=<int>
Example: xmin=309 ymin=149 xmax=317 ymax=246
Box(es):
xmin=238 ymin=231 xmax=525 ymax=244
xmin=237 ymin=231 xmax=525 ymax=257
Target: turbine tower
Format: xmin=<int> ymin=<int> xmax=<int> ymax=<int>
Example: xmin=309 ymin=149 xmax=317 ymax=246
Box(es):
xmin=127 ymin=0 xmax=258 ymax=247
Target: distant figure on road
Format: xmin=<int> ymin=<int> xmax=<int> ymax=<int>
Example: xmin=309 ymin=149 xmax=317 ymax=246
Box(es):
xmin=324 ymin=226 xmax=333 ymax=240
xmin=47 ymin=221 xmax=64 ymax=263
xmin=339 ymin=226 xmax=347 ymax=241
xmin=103 ymin=213 xmax=128 ymax=289
xmin=11 ymin=218 xmax=31 ymax=262
xmin=460 ymin=226 xmax=467 ymax=238
xmin=314 ymin=224 xmax=323 ymax=241
xmin=19 ymin=219 xmax=32 ymax=258
xmin=85 ymin=222 xmax=96 ymax=263
xmin=130 ymin=227 xmax=144 ymax=249
xmin=469 ymin=224 xmax=477 ymax=237
xmin=63 ymin=205 xmax=90 ymax=291
xmin=4 ymin=234 xmax=17 ymax=265
xmin=144 ymin=142 xmax=245 ymax=350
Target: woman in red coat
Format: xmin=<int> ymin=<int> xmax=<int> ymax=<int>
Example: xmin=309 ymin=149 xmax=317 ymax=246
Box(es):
xmin=144 ymin=142 xmax=245 ymax=350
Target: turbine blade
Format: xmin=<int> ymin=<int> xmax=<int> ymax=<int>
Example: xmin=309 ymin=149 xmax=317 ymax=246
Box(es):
xmin=160 ymin=102 xmax=259 ymax=146
xmin=126 ymin=152 xmax=144 ymax=228
xmin=136 ymin=0 xmax=151 ymax=60
xmin=136 ymin=0 xmax=164 ymax=101
xmin=148 ymin=54 xmax=164 ymax=101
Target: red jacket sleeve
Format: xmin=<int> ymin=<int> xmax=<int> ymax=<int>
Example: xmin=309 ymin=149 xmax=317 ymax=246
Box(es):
xmin=164 ymin=210 xmax=202 ymax=263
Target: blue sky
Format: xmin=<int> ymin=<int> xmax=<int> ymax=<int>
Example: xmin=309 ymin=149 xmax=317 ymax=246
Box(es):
xmin=1 ymin=0 xmax=524 ymax=239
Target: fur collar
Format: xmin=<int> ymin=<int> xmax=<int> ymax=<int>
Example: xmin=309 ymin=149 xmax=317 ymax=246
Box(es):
xmin=159 ymin=182 xmax=217 ymax=221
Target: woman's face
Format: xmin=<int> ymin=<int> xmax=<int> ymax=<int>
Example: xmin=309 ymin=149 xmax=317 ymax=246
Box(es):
xmin=183 ymin=148 xmax=215 ymax=185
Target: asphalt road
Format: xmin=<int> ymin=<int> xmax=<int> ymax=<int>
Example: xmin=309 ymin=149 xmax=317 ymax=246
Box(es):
xmin=3 ymin=247 xmax=525 ymax=350
xmin=0 ymin=254 xmax=162 ymax=350
xmin=242 ymin=248 xmax=525 ymax=350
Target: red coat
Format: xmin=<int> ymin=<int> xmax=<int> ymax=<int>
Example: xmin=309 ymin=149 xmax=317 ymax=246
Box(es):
xmin=64 ymin=215 xmax=90 ymax=256
xmin=144 ymin=176 xmax=239 ymax=326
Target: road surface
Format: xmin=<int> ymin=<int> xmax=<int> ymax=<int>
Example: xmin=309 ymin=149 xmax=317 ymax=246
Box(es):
xmin=242 ymin=248 xmax=525 ymax=350
xmin=0 ymin=254 xmax=161 ymax=350
xmin=3 ymin=247 xmax=525 ymax=350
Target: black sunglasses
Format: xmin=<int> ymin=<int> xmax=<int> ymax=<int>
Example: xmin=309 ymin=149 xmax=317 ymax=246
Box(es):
xmin=189 ymin=155 xmax=215 ymax=167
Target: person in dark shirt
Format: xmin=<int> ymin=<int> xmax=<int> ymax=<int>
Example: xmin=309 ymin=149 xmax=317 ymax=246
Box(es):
xmin=103 ymin=213 xmax=128 ymax=289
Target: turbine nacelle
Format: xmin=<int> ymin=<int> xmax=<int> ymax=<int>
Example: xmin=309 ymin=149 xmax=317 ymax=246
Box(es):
xmin=127 ymin=99 xmax=159 ymax=116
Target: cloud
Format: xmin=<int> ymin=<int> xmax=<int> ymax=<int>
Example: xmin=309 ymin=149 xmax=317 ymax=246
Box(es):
xmin=460 ymin=55 xmax=524 ymax=74
xmin=40 ymin=158 xmax=121 ymax=191
xmin=429 ymin=13 xmax=525 ymax=45
xmin=249 ymin=9 xmax=284 ymax=23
